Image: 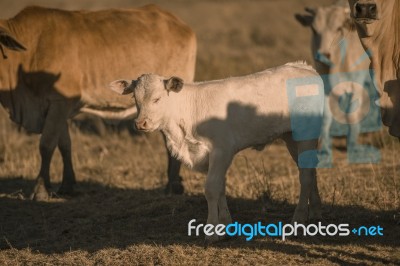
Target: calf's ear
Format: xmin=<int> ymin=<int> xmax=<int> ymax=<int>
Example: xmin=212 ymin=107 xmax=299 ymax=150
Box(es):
xmin=109 ymin=79 xmax=136 ymax=95
xmin=164 ymin=77 xmax=183 ymax=93
xmin=295 ymin=14 xmax=313 ymax=27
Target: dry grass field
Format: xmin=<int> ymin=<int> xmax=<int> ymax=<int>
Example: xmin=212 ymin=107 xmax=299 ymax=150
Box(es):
xmin=0 ymin=0 xmax=399 ymax=265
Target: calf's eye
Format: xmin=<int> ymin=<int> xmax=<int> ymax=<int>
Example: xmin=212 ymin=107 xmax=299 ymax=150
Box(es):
xmin=153 ymin=97 xmax=161 ymax=104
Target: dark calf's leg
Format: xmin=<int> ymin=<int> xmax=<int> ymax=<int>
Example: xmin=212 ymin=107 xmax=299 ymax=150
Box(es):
xmin=162 ymin=133 xmax=184 ymax=195
xmin=57 ymin=121 xmax=76 ymax=194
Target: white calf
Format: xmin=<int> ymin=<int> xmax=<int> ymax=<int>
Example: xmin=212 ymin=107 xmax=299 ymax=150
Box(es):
xmin=110 ymin=62 xmax=324 ymax=242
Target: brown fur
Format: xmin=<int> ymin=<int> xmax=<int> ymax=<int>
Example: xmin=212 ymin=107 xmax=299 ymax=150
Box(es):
xmin=0 ymin=5 xmax=197 ymax=199
xmin=350 ymin=0 xmax=400 ymax=136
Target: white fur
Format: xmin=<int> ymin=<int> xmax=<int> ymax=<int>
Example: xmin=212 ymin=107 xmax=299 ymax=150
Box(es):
xmin=114 ymin=62 xmax=324 ymax=242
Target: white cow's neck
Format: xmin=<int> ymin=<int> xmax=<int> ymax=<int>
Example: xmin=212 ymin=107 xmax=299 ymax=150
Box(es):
xmin=160 ymin=84 xmax=210 ymax=169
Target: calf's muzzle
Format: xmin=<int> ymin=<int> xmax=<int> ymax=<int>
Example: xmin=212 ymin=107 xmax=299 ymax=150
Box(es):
xmin=135 ymin=119 xmax=149 ymax=131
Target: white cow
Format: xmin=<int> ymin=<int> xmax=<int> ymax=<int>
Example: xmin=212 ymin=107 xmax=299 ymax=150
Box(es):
xmin=110 ymin=62 xmax=324 ymax=242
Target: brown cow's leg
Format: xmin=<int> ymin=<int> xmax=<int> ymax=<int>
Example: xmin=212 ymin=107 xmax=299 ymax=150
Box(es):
xmin=57 ymin=121 xmax=76 ymax=195
xmin=165 ymin=153 xmax=184 ymax=194
xmin=31 ymin=133 xmax=58 ymax=201
xmin=0 ymin=141 xmax=5 ymax=163
xmin=31 ymin=101 xmax=69 ymax=201
xmin=162 ymin=133 xmax=184 ymax=195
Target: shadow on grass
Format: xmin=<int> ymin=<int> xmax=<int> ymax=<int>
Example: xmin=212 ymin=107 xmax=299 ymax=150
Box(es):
xmin=0 ymin=176 xmax=398 ymax=265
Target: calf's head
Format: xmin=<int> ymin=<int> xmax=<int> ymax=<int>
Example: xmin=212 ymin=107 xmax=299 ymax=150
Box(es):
xmin=109 ymin=74 xmax=183 ymax=132
xmin=295 ymin=4 xmax=353 ymax=74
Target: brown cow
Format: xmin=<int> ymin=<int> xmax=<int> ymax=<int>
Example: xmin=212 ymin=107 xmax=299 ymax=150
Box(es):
xmin=0 ymin=5 xmax=197 ymax=200
xmin=348 ymin=0 xmax=400 ymax=136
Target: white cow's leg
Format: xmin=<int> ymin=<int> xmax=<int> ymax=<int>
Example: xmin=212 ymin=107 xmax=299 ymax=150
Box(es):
xmin=283 ymin=136 xmax=321 ymax=223
xmin=293 ymin=168 xmax=313 ymax=223
xmin=296 ymin=139 xmax=321 ymax=223
xmin=318 ymin=96 xmax=333 ymax=167
xmin=347 ymin=123 xmax=360 ymax=151
xmin=320 ymin=96 xmax=333 ymax=155
xmin=282 ymin=134 xmax=308 ymax=223
xmin=31 ymin=101 xmax=69 ymax=201
xmin=347 ymin=91 xmax=361 ymax=152
xmin=218 ymin=194 xmax=232 ymax=226
xmin=204 ymin=149 xmax=233 ymax=243
xmin=308 ymin=169 xmax=323 ymax=221
xmin=58 ymin=121 xmax=76 ymax=195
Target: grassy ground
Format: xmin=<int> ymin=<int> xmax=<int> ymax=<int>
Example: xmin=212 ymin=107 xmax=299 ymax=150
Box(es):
xmin=0 ymin=0 xmax=399 ymax=265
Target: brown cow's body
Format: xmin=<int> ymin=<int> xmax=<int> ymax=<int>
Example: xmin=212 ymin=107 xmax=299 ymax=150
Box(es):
xmin=348 ymin=0 xmax=400 ymax=136
xmin=0 ymin=5 xmax=197 ymax=199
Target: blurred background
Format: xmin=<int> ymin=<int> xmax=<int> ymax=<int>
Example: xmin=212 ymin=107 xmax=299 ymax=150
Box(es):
xmin=0 ymin=0 xmax=334 ymax=81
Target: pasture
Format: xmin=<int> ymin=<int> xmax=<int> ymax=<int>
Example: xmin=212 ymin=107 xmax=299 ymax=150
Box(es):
xmin=0 ymin=0 xmax=399 ymax=265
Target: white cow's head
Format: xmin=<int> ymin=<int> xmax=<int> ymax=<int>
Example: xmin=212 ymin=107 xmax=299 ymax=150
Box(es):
xmin=109 ymin=74 xmax=183 ymax=132
xmin=348 ymin=0 xmax=395 ymax=37
xmin=295 ymin=4 xmax=353 ymax=74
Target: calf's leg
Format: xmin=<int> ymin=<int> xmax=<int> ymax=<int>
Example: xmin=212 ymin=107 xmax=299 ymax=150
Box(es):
xmin=319 ymin=96 xmax=333 ymax=159
xmin=204 ymin=149 xmax=233 ymax=243
xmin=283 ymin=134 xmax=322 ymax=223
xmin=308 ymin=170 xmax=322 ymax=221
xmin=295 ymin=139 xmax=321 ymax=223
xmin=218 ymin=194 xmax=232 ymax=226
